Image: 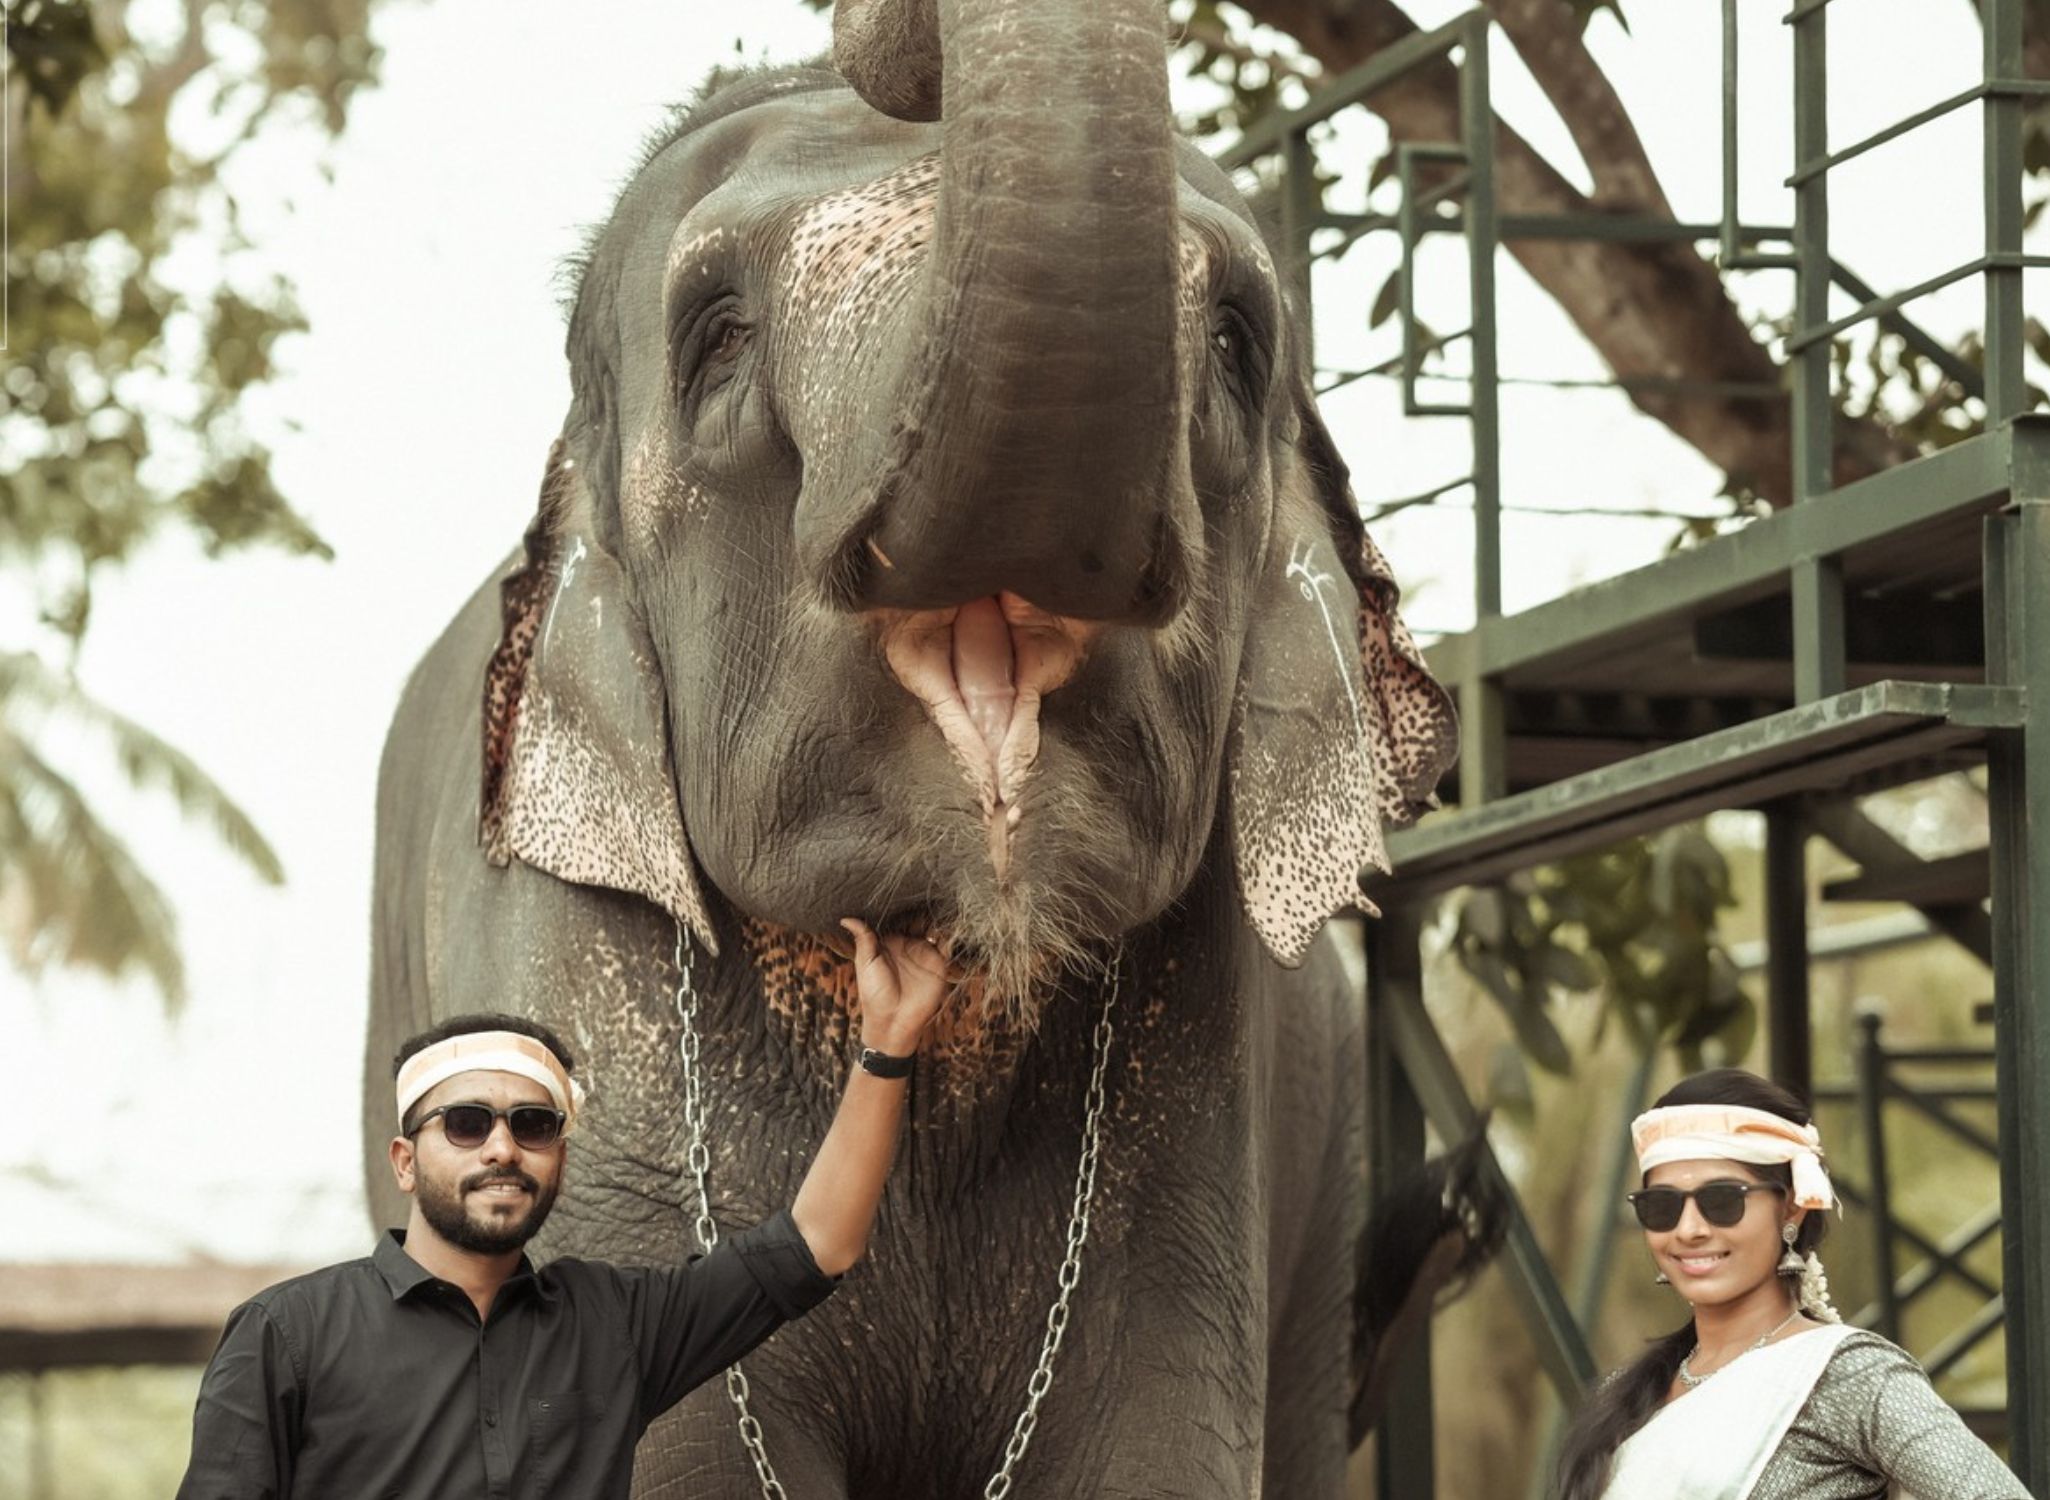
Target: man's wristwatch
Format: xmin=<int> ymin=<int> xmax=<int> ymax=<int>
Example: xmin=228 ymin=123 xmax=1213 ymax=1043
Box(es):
xmin=857 ymin=1046 xmax=915 ymax=1079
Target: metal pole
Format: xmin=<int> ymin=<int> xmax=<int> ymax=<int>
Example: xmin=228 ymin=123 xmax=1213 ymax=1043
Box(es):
xmin=1383 ymin=975 xmax=1598 ymax=1404
xmin=1281 ymin=127 xmax=1320 ymax=347
xmin=1719 ymin=0 xmax=1740 ymax=268
xmin=1983 ymin=0 xmax=2025 ymax=423
xmin=1458 ymin=671 xmax=1507 ymax=808
xmin=1984 ymin=495 xmax=2050 ymax=1489
xmin=1719 ymin=0 xmax=1797 ymax=271
xmin=1787 ymin=0 xmax=1845 ymax=704
xmin=1790 ymin=556 xmax=1847 ymax=703
xmin=1856 ymin=1009 xmax=1902 ymax=1342
xmin=1460 ymin=11 xmax=1501 ymax=623
xmin=1524 ymin=1043 xmax=1658 ymax=1500
xmin=1456 ymin=13 xmax=1507 ymax=815
xmin=1763 ymin=802 xmax=1814 ymax=1103
xmin=1369 ymin=905 xmax=1436 ymax=1500
xmin=1789 ymin=0 xmax=1831 ymax=502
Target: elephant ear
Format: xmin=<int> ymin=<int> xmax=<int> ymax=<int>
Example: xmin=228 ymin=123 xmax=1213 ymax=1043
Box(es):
xmin=479 ymin=438 xmax=718 ymax=953
xmin=1228 ymin=398 xmax=1457 ymax=966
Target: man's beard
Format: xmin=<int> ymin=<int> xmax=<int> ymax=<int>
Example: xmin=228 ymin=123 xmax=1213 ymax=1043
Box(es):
xmin=417 ymin=1165 xmax=559 ymax=1255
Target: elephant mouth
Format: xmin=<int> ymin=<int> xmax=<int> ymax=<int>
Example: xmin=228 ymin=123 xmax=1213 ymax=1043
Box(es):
xmin=873 ymin=592 xmax=1097 ymax=871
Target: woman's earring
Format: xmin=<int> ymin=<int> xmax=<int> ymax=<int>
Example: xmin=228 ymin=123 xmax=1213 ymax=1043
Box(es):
xmin=1654 ymin=1271 xmax=1671 ymax=1286
xmin=1777 ymin=1220 xmax=1804 ymax=1275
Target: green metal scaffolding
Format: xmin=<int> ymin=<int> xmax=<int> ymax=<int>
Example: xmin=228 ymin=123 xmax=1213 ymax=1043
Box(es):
xmin=1222 ymin=2 xmax=2050 ymax=1493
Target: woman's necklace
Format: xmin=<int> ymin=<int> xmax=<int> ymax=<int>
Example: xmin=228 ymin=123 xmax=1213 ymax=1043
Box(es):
xmin=1677 ymin=1306 xmax=1803 ymax=1389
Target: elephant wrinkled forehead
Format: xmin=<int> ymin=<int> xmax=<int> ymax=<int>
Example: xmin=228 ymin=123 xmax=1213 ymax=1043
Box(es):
xmin=655 ymin=139 xmax=1276 ymax=318
xmin=627 ymin=86 xmax=937 ymax=258
xmin=617 ymin=81 xmax=1276 ymax=303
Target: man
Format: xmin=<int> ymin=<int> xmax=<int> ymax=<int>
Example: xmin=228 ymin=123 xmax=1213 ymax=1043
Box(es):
xmin=177 ymin=917 xmax=946 ymax=1499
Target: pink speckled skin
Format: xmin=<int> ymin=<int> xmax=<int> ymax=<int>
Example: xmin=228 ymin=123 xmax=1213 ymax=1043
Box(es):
xmin=367 ymin=3 xmax=1455 ymax=1494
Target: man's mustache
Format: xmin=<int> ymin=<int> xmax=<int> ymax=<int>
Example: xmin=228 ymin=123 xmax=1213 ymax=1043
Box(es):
xmin=462 ymin=1169 xmax=540 ymax=1194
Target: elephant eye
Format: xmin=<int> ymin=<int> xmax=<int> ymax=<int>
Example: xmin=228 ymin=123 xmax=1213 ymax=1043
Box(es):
xmin=671 ymin=294 xmax=754 ymax=410
xmin=709 ymin=315 xmax=752 ymax=364
xmin=1209 ymin=304 xmax=1271 ymax=405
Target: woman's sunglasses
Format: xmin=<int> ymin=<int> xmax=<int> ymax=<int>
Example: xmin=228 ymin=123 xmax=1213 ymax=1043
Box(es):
xmin=1626 ymin=1181 xmax=1784 ymax=1232
xmin=408 ymin=1103 xmax=567 ymax=1151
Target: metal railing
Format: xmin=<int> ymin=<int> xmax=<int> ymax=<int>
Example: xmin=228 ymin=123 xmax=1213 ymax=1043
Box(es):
xmin=1221 ymin=6 xmax=2044 ymax=1492
xmin=1813 ymin=1013 xmax=2007 ymax=1396
xmin=1223 ymin=1 xmax=2044 ymax=797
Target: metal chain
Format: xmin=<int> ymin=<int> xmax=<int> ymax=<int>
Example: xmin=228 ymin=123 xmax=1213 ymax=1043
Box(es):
xmin=673 ymin=924 xmax=789 ymax=1500
xmin=671 ymin=922 xmax=1121 ymax=1500
xmin=981 ymin=950 xmax=1120 ymax=1500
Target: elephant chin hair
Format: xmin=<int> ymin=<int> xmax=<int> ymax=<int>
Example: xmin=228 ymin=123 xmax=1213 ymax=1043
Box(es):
xmin=926 ymin=771 xmax=1153 ymax=1026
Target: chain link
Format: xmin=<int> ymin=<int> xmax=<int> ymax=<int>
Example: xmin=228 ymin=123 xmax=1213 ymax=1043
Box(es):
xmin=674 ymin=924 xmax=789 ymax=1499
xmin=671 ymin=922 xmax=1121 ymax=1500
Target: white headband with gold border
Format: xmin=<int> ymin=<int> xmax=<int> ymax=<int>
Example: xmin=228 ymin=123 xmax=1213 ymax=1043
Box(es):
xmin=395 ymin=1031 xmax=584 ymax=1135
xmin=1631 ymin=1103 xmax=1837 ymax=1212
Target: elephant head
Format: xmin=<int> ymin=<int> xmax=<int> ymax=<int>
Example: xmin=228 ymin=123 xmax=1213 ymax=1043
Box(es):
xmin=479 ymin=0 xmax=1455 ymax=1016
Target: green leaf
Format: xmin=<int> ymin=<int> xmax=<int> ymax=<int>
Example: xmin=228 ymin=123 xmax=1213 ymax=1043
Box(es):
xmin=1369 ymin=269 xmax=1401 ymax=332
xmin=1365 ymin=150 xmax=1398 ymax=203
xmin=2027 ymin=317 xmax=2050 ymax=369
xmin=1486 ymin=1043 xmax=1537 ymax=1125
xmin=1537 ymin=943 xmax=1599 ymax=993
xmin=4 ymin=0 xmax=109 ymax=116
xmin=1508 ymin=990 xmax=1574 ymax=1077
xmin=1459 ymin=885 xmax=1507 ymax=947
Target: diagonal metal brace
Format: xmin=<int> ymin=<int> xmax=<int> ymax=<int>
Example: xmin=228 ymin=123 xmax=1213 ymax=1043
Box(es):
xmin=1806 ymin=798 xmax=1993 ymax=965
xmin=1380 ymin=977 xmax=1599 ymax=1402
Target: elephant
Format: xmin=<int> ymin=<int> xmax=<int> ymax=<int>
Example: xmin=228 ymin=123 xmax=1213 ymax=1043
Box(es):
xmin=365 ymin=0 xmax=1478 ymax=1494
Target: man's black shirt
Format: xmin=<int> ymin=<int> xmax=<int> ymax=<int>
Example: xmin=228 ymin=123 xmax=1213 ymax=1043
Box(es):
xmin=175 ymin=1211 xmax=835 ymax=1500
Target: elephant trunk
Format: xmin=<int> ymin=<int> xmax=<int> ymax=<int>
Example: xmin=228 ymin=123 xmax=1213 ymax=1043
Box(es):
xmin=819 ymin=0 xmax=1191 ymax=624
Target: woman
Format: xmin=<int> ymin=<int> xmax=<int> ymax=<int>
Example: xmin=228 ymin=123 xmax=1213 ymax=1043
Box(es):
xmin=1553 ymin=1068 xmax=2029 ymax=1500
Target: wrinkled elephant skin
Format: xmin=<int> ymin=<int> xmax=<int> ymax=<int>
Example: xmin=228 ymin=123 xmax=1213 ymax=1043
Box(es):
xmin=368 ymin=5 xmax=1456 ymax=1495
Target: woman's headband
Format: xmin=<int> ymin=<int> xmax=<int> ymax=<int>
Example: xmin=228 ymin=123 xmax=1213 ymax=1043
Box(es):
xmin=395 ymin=1030 xmax=585 ymax=1135
xmin=1631 ymin=1103 xmax=1837 ymax=1212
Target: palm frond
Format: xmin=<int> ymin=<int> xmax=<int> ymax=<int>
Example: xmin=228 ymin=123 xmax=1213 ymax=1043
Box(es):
xmin=0 ymin=651 xmax=284 ymax=884
xmin=0 ymin=727 xmax=187 ymax=1010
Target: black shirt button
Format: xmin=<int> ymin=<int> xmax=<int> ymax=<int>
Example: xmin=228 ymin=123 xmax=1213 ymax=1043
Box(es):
xmin=484 ymin=1412 xmax=497 ymax=1428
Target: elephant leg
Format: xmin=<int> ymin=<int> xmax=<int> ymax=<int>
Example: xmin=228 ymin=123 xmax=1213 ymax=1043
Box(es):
xmin=1074 ymin=1251 xmax=1269 ymax=1497
xmin=633 ymin=1387 xmax=847 ymax=1500
xmin=1096 ymin=1425 xmax=1264 ymax=1498
xmin=1258 ymin=1148 xmax=1358 ymax=1497
xmin=1261 ymin=939 xmax=1368 ymax=1496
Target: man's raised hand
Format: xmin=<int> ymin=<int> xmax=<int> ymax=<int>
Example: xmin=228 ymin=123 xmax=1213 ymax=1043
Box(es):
xmin=837 ymin=917 xmax=948 ymax=1057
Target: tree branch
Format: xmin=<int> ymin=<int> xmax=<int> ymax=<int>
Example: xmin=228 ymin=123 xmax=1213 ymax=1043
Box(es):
xmin=1481 ymin=0 xmax=1669 ymax=214
xmin=1241 ymin=0 xmax=1917 ymax=506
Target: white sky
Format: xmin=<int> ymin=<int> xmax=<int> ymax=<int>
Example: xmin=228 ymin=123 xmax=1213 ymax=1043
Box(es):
xmin=0 ymin=0 xmax=2025 ymax=1265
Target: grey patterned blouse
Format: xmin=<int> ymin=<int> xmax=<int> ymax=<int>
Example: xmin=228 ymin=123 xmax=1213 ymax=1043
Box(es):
xmin=1745 ymin=1330 xmax=2028 ymax=1499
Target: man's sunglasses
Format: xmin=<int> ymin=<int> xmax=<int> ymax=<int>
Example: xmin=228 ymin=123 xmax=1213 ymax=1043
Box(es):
xmin=1626 ymin=1181 xmax=1784 ymax=1232
xmin=408 ymin=1103 xmax=567 ymax=1151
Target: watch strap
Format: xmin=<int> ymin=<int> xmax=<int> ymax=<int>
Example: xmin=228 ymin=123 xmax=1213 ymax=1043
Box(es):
xmin=857 ymin=1046 xmax=915 ymax=1079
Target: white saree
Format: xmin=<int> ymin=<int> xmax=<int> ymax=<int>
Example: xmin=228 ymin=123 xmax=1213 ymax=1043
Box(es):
xmin=1602 ymin=1324 xmax=1860 ymax=1500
